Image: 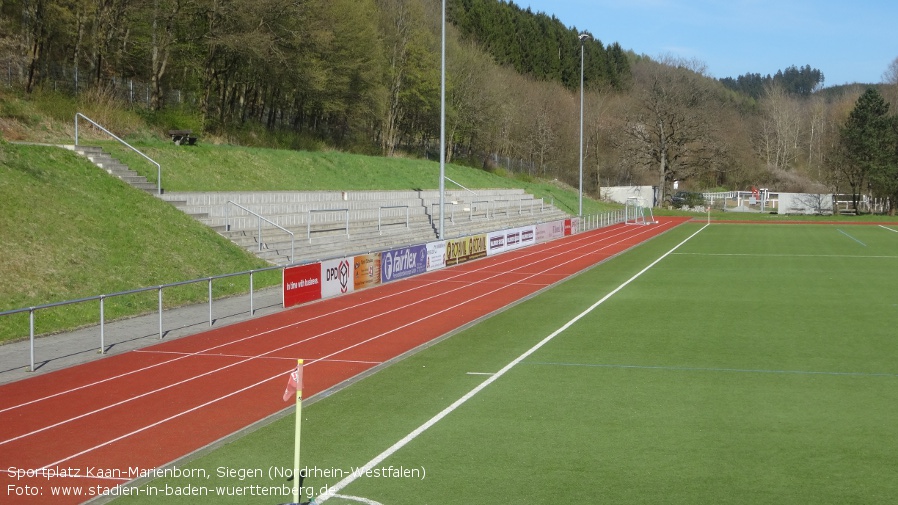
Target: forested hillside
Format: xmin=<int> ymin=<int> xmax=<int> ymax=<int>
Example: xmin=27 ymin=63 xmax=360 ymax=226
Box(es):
xmin=2 ymin=0 xmax=898 ymax=211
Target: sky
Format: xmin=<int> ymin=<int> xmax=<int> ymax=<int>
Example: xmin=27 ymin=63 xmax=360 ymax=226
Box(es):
xmin=520 ymin=0 xmax=898 ymax=86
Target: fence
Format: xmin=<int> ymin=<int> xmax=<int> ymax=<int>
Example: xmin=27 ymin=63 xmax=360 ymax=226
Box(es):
xmin=0 ymin=208 xmax=628 ymax=373
xmin=0 ymin=266 xmax=281 ymax=372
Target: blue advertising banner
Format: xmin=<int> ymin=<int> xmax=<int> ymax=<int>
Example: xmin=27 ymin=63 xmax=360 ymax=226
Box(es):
xmin=381 ymin=244 xmax=428 ymax=283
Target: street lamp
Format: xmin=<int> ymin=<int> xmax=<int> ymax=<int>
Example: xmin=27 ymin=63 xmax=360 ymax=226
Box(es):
xmin=578 ymin=33 xmax=590 ymax=217
xmin=439 ymin=0 xmax=447 ymax=239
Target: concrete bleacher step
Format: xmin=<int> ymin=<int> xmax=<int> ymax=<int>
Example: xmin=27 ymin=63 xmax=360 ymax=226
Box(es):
xmin=66 ymin=145 xmax=158 ymax=194
xmin=156 ymin=189 xmax=570 ymax=265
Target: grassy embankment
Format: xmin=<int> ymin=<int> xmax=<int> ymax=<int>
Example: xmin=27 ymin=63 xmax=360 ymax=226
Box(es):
xmin=0 ymin=90 xmax=614 ymax=343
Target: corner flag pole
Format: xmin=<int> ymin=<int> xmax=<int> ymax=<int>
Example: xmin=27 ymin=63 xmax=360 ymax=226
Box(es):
xmin=294 ymin=359 xmax=303 ymax=503
xmin=283 ymin=359 xmax=304 ymax=503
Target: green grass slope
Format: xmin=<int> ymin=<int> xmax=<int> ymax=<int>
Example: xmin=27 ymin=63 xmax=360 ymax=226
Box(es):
xmin=0 ymin=142 xmax=278 ymax=342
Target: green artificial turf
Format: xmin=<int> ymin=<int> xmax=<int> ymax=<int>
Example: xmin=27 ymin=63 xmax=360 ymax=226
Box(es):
xmin=113 ymin=223 xmax=898 ymax=504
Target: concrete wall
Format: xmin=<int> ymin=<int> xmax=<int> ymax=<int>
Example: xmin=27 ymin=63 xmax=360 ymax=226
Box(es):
xmin=601 ymin=186 xmax=657 ymax=206
xmin=777 ymin=193 xmax=834 ymax=215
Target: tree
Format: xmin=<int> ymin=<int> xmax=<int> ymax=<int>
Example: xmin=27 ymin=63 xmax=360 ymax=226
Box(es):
xmin=623 ymin=61 xmax=720 ymax=204
xmin=758 ymin=82 xmax=802 ymax=171
xmin=883 ymin=55 xmax=898 ymax=109
xmin=869 ymin=115 xmax=898 ymax=215
xmin=376 ymin=0 xmax=436 ymax=156
xmin=840 ymin=88 xmax=895 ymax=212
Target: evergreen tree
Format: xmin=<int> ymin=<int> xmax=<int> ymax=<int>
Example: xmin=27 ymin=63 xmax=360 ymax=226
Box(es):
xmin=841 ymin=88 xmax=896 ymax=212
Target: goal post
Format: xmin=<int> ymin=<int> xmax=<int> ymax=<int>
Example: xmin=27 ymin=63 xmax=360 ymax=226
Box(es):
xmin=625 ymin=197 xmax=657 ymax=225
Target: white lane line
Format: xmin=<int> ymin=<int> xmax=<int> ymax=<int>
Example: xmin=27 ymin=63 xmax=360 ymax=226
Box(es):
xmin=0 ymin=226 xmax=626 ymax=415
xmin=316 ymin=223 xmax=708 ymax=502
xmin=2 ymin=223 xmax=671 ymax=457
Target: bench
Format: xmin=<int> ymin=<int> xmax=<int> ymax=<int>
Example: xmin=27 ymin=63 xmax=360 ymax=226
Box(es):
xmin=168 ymin=129 xmax=197 ymax=146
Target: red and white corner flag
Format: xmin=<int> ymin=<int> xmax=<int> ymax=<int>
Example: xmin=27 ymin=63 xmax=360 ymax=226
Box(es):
xmin=283 ymin=359 xmax=304 ymax=401
xmin=283 ymin=359 xmax=305 ymax=503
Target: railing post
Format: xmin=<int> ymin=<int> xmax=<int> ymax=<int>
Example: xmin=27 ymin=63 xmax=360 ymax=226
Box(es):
xmin=250 ymin=271 xmax=255 ymax=315
xmin=158 ymin=287 xmax=164 ymax=339
xmin=258 ymin=216 xmax=263 ymax=251
xmin=345 ymin=210 xmax=349 ymax=238
xmin=99 ymin=295 xmax=105 ymax=354
xmin=208 ymin=278 xmax=213 ymax=326
xmin=29 ymin=308 xmax=35 ymax=372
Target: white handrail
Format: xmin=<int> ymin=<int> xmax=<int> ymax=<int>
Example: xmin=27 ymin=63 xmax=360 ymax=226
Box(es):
xmin=445 ymin=176 xmax=476 ymax=196
xmin=75 ymin=113 xmax=163 ymax=194
xmin=226 ymin=201 xmax=295 ymax=263
xmin=308 ymin=208 xmax=350 ymax=243
xmin=378 ymin=205 xmax=410 ymax=233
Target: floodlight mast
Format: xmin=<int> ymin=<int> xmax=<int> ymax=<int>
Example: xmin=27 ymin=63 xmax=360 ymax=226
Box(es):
xmin=439 ymin=0 xmax=446 ymax=239
xmin=578 ymin=33 xmax=590 ymax=218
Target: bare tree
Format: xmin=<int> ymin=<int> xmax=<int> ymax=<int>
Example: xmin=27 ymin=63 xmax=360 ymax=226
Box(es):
xmin=883 ymin=55 xmax=898 ymax=109
xmin=759 ymin=82 xmax=802 ymax=170
xmin=623 ymin=61 xmax=719 ymax=204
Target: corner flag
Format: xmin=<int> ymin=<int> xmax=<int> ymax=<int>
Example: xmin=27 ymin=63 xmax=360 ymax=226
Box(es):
xmin=282 ymin=359 xmax=304 ymax=503
xmin=283 ymin=361 xmax=303 ymax=401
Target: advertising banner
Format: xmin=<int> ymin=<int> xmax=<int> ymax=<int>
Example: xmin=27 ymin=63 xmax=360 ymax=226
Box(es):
xmin=518 ymin=225 xmax=536 ymax=249
xmin=353 ymin=253 xmax=380 ymax=290
xmin=445 ymin=234 xmax=488 ymax=265
xmin=535 ymin=220 xmax=565 ymax=243
xmin=487 ymin=226 xmax=536 ymax=256
xmin=381 ymin=244 xmax=428 ymax=283
xmin=426 ymin=241 xmax=447 ymax=271
xmin=487 ymin=231 xmax=505 ymax=255
xmin=283 ymin=263 xmax=322 ymax=308
xmin=321 ymin=258 xmax=354 ymax=298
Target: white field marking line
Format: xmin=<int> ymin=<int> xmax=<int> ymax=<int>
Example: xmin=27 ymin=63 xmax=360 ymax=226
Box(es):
xmin=0 ymin=226 xmax=621 ymax=414
xmin=315 ymin=223 xmax=709 ymax=503
xmin=673 ymin=252 xmax=898 ymax=258
xmin=17 ymin=222 xmax=675 ymax=472
xmin=332 ymin=495 xmax=384 ymax=505
xmin=299 ymin=223 xmax=672 ymax=369
xmin=524 ymin=361 xmax=898 ymax=378
xmin=32 ymin=370 xmax=286 ymax=474
xmin=880 ymin=225 xmax=898 ymax=233
xmin=0 ymin=224 xmax=663 ymax=446
xmin=466 ymin=372 xmax=494 ymax=376
xmin=838 ymin=228 xmax=867 ymax=246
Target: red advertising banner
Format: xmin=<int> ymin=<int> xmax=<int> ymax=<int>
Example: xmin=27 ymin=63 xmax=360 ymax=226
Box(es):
xmin=283 ymin=263 xmax=322 ymax=308
xmin=564 ymin=218 xmax=573 ymax=236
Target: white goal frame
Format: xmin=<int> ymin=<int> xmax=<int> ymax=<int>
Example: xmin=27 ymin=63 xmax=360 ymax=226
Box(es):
xmin=624 ymin=197 xmax=657 ymax=225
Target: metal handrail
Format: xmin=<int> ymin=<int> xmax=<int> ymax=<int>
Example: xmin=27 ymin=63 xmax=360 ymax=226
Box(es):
xmin=0 ymin=265 xmax=282 ymax=372
xmin=75 ymin=113 xmax=163 ymax=194
xmin=226 ymin=201 xmax=295 ymax=263
xmin=378 ymin=205 xmax=410 ymax=233
xmin=470 ymin=200 xmax=490 ymax=220
xmin=0 ymin=209 xmax=597 ymax=372
xmin=430 ymin=202 xmax=455 ymax=225
xmin=308 ymin=208 xmax=350 ymax=243
xmin=445 ymin=176 xmax=476 ymax=196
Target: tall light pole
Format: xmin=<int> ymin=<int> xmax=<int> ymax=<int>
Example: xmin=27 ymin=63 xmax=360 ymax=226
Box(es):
xmin=439 ymin=0 xmax=446 ymax=239
xmin=578 ymin=33 xmax=590 ymax=217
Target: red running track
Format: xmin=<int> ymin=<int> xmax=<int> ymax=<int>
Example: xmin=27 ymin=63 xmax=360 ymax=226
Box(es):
xmin=0 ymin=218 xmax=687 ymax=503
